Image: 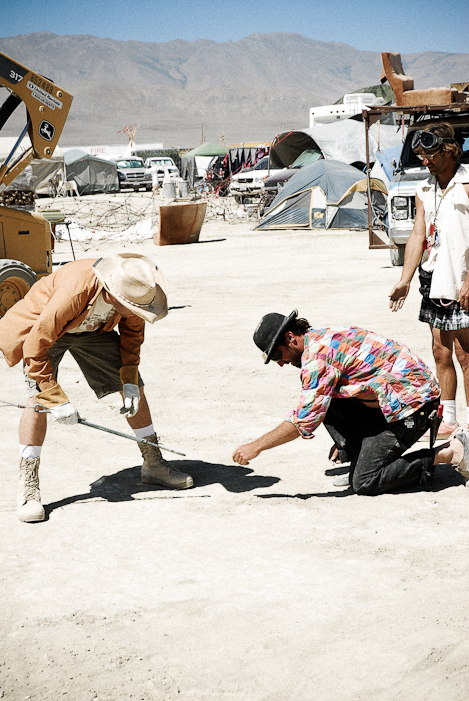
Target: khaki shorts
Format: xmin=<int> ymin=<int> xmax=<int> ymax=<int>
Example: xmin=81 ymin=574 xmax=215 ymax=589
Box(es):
xmin=24 ymin=330 xmax=144 ymax=398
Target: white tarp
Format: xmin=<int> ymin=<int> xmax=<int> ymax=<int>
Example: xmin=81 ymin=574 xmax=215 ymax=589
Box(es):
xmin=54 ymin=217 xmax=153 ymax=244
xmin=0 ymin=136 xmax=65 ymax=194
xmin=309 ymin=121 xmax=405 ymax=165
xmin=270 ymin=121 xmax=406 ymax=169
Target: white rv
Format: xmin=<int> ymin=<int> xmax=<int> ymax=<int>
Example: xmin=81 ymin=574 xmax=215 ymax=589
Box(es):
xmin=309 ymin=93 xmax=386 ymax=127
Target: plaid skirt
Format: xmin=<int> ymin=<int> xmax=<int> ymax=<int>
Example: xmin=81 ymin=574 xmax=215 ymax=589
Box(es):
xmin=419 ymin=295 xmax=469 ymax=330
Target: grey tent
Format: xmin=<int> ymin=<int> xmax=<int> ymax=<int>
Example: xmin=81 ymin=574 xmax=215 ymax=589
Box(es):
xmin=64 ymin=149 xmax=119 ymax=195
xmin=255 ymin=160 xmax=387 ymax=231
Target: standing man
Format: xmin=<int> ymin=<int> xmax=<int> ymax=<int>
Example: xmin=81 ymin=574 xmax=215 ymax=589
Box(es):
xmin=232 ymin=310 xmax=469 ymax=493
xmin=389 ymin=123 xmax=469 ymax=439
xmin=0 ymin=252 xmax=193 ymax=523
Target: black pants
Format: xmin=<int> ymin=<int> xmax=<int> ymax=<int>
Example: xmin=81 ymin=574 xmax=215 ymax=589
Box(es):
xmin=323 ymin=398 xmax=438 ymax=495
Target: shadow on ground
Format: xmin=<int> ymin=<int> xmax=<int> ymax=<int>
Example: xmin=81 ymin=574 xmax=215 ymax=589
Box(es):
xmin=257 ymin=463 xmax=465 ymax=500
xmin=43 ymin=461 xmax=464 ymax=517
xmin=45 ymin=459 xmax=280 ymax=517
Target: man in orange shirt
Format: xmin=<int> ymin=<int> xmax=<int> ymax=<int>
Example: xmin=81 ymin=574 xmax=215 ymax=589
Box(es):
xmin=0 ymin=252 xmax=193 ymax=523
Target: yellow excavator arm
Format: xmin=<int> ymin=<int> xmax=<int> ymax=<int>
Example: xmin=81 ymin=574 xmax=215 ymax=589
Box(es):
xmin=0 ymin=51 xmax=73 ymax=190
xmin=0 ymin=52 xmax=74 ymax=316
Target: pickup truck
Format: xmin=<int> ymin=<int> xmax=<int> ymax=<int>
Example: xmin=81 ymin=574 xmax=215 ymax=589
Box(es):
xmin=144 ymin=156 xmax=179 ymax=185
xmin=115 ymin=157 xmax=152 ymax=191
xmin=387 ymin=113 xmax=469 ymax=265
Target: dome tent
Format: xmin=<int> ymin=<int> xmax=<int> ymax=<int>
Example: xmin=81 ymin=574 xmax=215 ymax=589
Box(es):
xmin=255 ymin=160 xmax=387 ymax=231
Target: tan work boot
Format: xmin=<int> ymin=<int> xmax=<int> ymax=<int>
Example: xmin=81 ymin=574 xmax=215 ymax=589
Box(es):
xmin=17 ymin=457 xmax=45 ymax=522
xmin=139 ymin=434 xmax=193 ymax=489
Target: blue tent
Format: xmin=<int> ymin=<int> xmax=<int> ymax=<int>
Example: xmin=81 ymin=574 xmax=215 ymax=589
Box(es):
xmin=255 ymin=159 xmax=387 ymax=230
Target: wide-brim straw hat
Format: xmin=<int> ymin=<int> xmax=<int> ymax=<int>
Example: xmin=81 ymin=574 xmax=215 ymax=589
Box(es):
xmin=93 ymin=253 xmax=168 ymax=323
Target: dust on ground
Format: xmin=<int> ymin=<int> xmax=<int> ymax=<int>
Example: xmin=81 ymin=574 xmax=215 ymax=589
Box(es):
xmin=1 ymin=202 xmax=468 ymax=701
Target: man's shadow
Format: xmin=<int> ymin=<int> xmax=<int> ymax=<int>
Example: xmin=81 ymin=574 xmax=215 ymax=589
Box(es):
xmin=258 ymin=463 xmax=466 ymax=500
xmin=45 ymin=459 xmax=280 ymax=517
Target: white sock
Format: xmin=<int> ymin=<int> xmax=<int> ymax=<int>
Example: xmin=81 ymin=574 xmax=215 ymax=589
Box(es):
xmin=20 ymin=445 xmax=42 ymax=459
xmin=441 ymin=400 xmax=457 ymax=425
xmin=133 ymin=424 xmax=155 ymax=439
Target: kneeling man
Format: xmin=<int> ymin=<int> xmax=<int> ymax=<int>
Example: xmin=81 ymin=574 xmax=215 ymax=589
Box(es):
xmin=232 ymin=311 xmax=469 ymax=493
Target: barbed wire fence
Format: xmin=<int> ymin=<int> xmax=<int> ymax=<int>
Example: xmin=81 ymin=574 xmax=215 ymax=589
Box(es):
xmin=36 ymin=190 xmax=259 ymax=247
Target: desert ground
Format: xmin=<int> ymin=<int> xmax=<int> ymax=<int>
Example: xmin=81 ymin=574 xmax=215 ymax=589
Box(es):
xmin=1 ymin=195 xmax=468 ymax=701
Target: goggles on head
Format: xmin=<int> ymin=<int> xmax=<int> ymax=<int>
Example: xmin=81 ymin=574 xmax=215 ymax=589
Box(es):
xmin=411 ymin=130 xmax=454 ymax=152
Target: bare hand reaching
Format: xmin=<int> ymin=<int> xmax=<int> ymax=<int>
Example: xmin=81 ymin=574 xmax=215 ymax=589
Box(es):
xmin=232 ymin=442 xmax=261 ymax=466
xmin=389 ymin=281 xmax=410 ymax=312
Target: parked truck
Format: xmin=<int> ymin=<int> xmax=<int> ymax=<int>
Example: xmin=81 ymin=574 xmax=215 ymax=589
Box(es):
xmin=114 ymin=156 xmax=152 ymax=191
xmin=144 ymin=156 xmax=179 ymax=186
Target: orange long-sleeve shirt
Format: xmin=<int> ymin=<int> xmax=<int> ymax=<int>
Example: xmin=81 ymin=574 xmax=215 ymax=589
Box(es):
xmin=0 ymin=258 xmax=144 ymax=392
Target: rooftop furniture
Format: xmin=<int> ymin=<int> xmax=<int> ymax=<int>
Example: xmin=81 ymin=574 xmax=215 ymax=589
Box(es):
xmin=380 ymin=52 xmax=468 ymax=107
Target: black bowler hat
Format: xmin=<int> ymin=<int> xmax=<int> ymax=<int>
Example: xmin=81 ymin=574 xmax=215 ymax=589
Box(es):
xmin=253 ymin=310 xmax=298 ymax=363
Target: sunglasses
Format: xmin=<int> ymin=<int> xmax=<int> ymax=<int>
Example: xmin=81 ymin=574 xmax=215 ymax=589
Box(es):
xmin=411 ymin=130 xmax=453 ymax=151
xmin=416 ymin=151 xmax=440 ymax=161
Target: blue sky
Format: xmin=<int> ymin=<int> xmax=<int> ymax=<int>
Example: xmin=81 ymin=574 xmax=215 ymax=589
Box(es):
xmin=2 ymin=0 xmax=467 ymax=54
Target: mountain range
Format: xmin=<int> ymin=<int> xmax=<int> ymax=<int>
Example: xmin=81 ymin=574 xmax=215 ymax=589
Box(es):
xmin=1 ymin=32 xmax=468 ymax=149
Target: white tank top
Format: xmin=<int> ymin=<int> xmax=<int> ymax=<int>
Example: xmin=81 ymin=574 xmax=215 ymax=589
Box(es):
xmin=67 ymin=292 xmax=115 ymax=333
xmin=417 ymin=164 xmax=469 ymax=300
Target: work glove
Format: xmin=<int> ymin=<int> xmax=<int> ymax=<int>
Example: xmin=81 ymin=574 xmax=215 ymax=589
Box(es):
xmin=121 ymin=383 xmax=140 ymax=417
xmin=49 ymin=401 xmax=80 ymax=425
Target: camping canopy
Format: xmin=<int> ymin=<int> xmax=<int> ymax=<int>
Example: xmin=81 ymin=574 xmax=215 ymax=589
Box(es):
xmin=269 ymin=121 xmax=404 ymax=170
xmin=180 ymin=142 xmax=228 ymax=187
xmin=64 ymin=149 xmax=119 ymax=195
xmin=255 ymin=159 xmax=387 ymax=231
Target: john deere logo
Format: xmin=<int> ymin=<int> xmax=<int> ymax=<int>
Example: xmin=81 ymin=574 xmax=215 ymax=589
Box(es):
xmin=39 ymin=121 xmax=55 ymax=141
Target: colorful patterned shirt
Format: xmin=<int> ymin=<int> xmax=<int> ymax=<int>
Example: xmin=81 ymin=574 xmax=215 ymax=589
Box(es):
xmin=286 ymin=326 xmax=440 ymax=438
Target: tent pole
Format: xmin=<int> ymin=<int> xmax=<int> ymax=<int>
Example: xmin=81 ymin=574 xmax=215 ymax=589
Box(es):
xmin=364 ymin=109 xmax=390 ymax=250
xmin=364 ymin=110 xmax=373 ymax=248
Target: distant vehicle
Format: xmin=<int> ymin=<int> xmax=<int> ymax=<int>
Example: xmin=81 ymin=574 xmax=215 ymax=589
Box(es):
xmin=144 ymin=156 xmax=179 ymax=185
xmin=387 ymin=113 xmax=469 ymax=265
xmin=115 ymin=157 xmax=152 ymax=191
xmin=309 ymin=93 xmax=387 ymax=126
xmin=262 ymin=148 xmax=323 ymax=197
xmin=204 ymin=154 xmax=231 ymax=195
xmin=229 ymin=156 xmax=283 ymax=203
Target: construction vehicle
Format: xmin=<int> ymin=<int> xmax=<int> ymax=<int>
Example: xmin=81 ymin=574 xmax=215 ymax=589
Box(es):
xmin=0 ymin=51 xmax=73 ymax=317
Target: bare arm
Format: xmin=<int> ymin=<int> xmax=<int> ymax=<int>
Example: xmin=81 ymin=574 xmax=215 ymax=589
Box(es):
xmin=459 ymin=277 xmax=469 ymax=311
xmin=458 ymin=183 xmax=469 ymax=311
xmin=389 ymin=194 xmax=426 ymax=312
xmin=232 ymin=420 xmax=300 ymax=466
